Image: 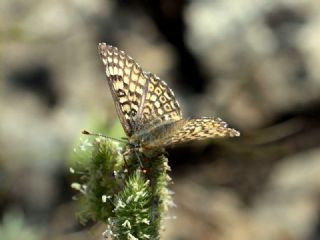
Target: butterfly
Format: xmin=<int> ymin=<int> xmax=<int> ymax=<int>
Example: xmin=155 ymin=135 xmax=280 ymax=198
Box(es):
xmin=98 ymin=43 xmax=240 ymax=153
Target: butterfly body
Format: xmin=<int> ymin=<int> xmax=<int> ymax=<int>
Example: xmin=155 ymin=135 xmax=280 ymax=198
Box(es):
xmin=98 ymin=43 xmax=240 ymax=154
xmin=129 ymin=120 xmax=183 ymax=148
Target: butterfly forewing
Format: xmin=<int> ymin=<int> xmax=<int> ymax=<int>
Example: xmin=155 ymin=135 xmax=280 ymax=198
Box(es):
xmin=98 ymin=43 xmax=182 ymax=136
xmin=144 ymin=117 xmax=239 ymax=148
xmin=99 ymin=43 xmax=148 ymax=136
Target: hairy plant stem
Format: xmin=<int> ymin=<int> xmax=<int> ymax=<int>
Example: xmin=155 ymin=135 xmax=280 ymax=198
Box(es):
xmin=71 ymin=137 xmax=172 ymax=240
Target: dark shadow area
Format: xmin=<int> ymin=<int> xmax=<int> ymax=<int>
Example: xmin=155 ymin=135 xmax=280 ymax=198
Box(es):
xmin=7 ymin=65 xmax=58 ymax=108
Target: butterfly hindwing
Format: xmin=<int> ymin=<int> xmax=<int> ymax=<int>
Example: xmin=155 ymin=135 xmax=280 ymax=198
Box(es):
xmin=141 ymin=73 xmax=182 ymax=128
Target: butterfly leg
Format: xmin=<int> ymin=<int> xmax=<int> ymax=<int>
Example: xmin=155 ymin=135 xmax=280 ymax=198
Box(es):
xmin=134 ymin=150 xmax=144 ymax=168
xmin=122 ymin=146 xmax=144 ymax=168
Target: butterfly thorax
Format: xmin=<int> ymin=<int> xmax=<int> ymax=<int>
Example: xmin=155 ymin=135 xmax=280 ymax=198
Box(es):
xmin=129 ymin=120 xmax=183 ymax=150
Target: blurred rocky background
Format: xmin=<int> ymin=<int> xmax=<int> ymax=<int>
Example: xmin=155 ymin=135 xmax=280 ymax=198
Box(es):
xmin=1 ymin=0 xmax=320 ymax=240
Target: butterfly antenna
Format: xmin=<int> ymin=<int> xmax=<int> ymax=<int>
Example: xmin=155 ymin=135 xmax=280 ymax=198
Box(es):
xmin=82 ymin=130 xmax=128 ymax=144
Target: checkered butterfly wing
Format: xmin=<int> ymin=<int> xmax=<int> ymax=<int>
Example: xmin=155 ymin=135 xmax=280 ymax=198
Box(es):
xmin=145 ymin=117 xmax=240 ymax=148
xmin=98 ymin=43 xmax=181 ymax=137
xmin=141 ymin=72 xmax=182 ymax=128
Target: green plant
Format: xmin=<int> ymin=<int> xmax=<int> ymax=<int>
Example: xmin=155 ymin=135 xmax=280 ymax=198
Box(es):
xmin=71 ymin=136 xmax=172 ymax=240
